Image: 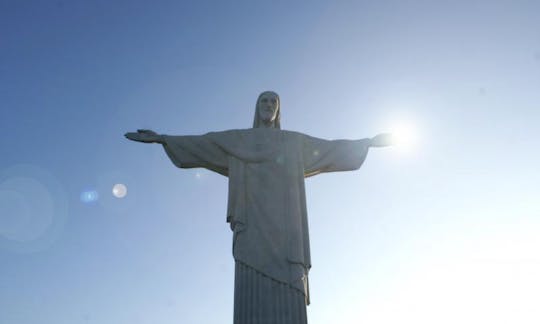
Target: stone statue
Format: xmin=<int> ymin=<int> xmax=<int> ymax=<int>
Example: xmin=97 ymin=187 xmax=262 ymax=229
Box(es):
xmin=125 ymin=91 xmax=392 ymax=324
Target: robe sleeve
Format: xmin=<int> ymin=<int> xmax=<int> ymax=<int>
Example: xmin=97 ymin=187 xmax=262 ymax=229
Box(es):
xmin=161 ymin=133 xmax=229 ymax=176
xmin=302 ymin=134 xmax=371 ymax=177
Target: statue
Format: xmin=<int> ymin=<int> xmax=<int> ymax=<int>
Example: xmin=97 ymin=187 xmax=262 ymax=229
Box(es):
xmin=125 ymin=91 xmax=392 ymax=324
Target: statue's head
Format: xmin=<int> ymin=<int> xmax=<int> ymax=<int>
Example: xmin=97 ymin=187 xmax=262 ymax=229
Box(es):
xmin=253 ymin=91 xmax=281 ymax=129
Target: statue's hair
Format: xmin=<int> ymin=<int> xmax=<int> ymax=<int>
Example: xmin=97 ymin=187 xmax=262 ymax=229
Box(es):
xmin=252 ymin=91 xmax=281 ymax=129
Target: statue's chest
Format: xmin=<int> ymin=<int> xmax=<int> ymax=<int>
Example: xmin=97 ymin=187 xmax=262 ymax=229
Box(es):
xmin=245 ymin=131 xmax=283 ymax=153
xmin=225 ymin=129 xmax=301 ymax=164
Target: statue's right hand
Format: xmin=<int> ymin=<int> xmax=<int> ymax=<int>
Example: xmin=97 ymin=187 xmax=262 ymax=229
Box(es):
xmin=124 ymin=129 xmax=163 ymax=143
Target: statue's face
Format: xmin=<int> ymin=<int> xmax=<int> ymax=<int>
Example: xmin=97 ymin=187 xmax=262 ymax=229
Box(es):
xmin=257 ymin=92 xmax=279 ymax=124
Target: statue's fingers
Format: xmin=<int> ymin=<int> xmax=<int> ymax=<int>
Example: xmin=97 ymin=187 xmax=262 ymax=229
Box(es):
xmin=125 ymin=132 xmax=141 ymax=141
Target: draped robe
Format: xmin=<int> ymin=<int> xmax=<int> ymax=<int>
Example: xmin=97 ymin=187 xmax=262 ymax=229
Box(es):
xmin=162 ymin=128 xmax=370 ymax=323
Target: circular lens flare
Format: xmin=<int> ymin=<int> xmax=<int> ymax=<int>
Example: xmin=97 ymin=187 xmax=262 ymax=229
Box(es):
xmin=0 ymin=164 xmax=68 ymax=253
xmin=112 ymin=184 xmax=127 ymax=198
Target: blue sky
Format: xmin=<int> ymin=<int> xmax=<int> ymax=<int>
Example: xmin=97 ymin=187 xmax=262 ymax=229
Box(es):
xmin=1 ymin=1 xmax=539 ymax=323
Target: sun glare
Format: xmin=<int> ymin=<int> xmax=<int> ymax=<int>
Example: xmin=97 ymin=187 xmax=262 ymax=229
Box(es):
xmin=389 ymin=121 xmax=419 ymax=152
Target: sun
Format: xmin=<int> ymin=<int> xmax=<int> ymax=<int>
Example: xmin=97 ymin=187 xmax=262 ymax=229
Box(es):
xmin=388 ymin=120 xmax=419 ymax=153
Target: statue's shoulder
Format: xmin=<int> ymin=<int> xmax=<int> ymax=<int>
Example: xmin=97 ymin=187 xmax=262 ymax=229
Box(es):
xmin=204 ymin=129 xmax=255 ymax=145
xmin=280 ymin=129 xmax=310 ymax=142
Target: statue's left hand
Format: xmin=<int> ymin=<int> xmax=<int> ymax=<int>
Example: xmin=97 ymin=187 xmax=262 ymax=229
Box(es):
xmin=124 ymin=129 xmax=164 ymax=144
xmin=370 ymin=133 xmax=393 ymax=147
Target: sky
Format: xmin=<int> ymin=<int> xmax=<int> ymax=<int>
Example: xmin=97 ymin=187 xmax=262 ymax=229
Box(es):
xmin=1 ymin=0 xmax=540 ymax=323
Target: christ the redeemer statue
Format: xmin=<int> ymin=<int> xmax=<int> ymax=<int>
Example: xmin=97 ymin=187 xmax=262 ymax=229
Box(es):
xmin=125 ymin=91 xmax=392 ymax=324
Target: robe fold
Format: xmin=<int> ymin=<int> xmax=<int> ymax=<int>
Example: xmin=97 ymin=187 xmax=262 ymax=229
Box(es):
xmin=162 ymin=128 xmax=369 ymax=321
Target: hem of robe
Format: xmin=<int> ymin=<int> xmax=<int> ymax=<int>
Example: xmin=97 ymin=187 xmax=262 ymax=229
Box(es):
xmin=234 ymin=261 xmax=308 ymax=324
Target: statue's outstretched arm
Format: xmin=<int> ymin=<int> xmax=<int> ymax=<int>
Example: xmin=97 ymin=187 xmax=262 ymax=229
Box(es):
xmin=124 ymin=129 xmax=165 ymax=144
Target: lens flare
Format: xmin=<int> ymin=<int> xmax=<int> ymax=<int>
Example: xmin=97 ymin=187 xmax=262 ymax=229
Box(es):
xmin=0 ymin=164 xmax=68 ymax=253
xmin=112 ymin=183 xmax=127 ymax=198
xmin=80 ymin=190 xmax=99 ymax=203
